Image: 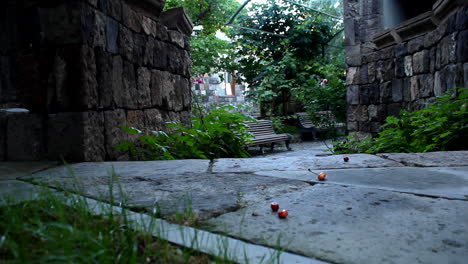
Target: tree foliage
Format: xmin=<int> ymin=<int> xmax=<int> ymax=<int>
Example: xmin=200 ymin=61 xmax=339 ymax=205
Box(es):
xmin=165 ymin=0 xmax=241 ymax=76
xmin=228 ymin=0 xmax=345 ymax=119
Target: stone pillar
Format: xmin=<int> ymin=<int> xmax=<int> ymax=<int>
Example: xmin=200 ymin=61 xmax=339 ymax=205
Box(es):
xmin=0 ymin=0 xmax=193 ymax=161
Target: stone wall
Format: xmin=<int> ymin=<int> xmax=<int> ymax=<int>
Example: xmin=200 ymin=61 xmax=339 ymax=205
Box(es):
xmin=0 ymin=0 xmax=192 ymax=161
xmin=344 ymin=0 xmax=468 ymax=135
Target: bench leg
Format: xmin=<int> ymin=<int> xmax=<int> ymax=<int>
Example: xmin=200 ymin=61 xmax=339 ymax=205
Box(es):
xmin=286 ymin=140 xmax=292 ymax=151
xmin=259 ymin=145 xmax=264 ymax=155
xmin=270 ymin=143 xmax=275 ymax=152
xmin=312 ymin=128 xmax=318 ymax=141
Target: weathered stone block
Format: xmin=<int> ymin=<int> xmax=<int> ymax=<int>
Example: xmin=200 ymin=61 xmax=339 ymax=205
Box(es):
xmin=106 ymin=17 xmax=119 ymax=53
xmin=6 ymin=113 xmax=45 ymax=160
xmin=404 ymin=56 xmax=413 ymax=76
xmin=144 ymin=38 xmax=155 ymax=66
xmin=395 ymin=43 xmax=408 ymax=57
xmin=378 ymin=46 xmax=394 ymax=60
xmin=104 ymin=109 xmax=128 ymax=161
xmin=347 ymin=85 xmax=359 ymax=105
xmin=108 ymin=0 xmax=122 ymax=21
xmin=346 ymin=67 xmax=359 ymax=85
xmin=379 ymin=81 xmax=392 ymax=104
xmin=370 ymin=122 xmax=383 ymax=133
xmin=150 ymin=69 xmax=165 ymax=107
xmin=395 ymin=56 xmax=405 ymax=78
xmin=136 ymin=67 xmax=152 ymax=108
xmin=156 ymin=21 xmax=169 ymax=41
xmin=419 ymin=74 xmax=434 ymax=98
xmin=168 ymin=30 xmax=185 ymax=49
xmin=391 ymin=79 xmax=403 ymax=102
xmin=348 ymin=105 xmax=368 ymax=122
xmin=127 ymin=110 xmax=145 ymax=128
xmin=402 ymin=78 xmax=411 ymax=102
xmin=376 ymin=59 xmax=394 ymax=82
xmin=144 ymin=108 xmax=165 ymax=130
xmin=111 ymin=55 xmax=125 ymax=107
xmin=95 ymin=48 xmax=113 ymax=108
xmin=359 ymin=64 xmax=369 ymax=84
xmin=434 ymin=71 xmax=444 ymax=96
xmin=142 ymin=16 xmax=157 ymax=37
xmin=82 ymin=111 xmax=105 ymax=161
xmin=153 ymin=40 xmax=168 ymax=69
xmin=410 ymin=76 xmax=420 ymax=101
xmin=132 ymin=33 xmax=146 ymax=65
xmin=345 ymin=45 xmax=361 ymax=66
xmin=407 ymin=36 xmax=424 ymax=53
xmin=83 ymin=6 xmax=106 ymax=48
xmin=122 ymin=2 xmax=142 ymax=32
xmin=178 ymin=77 xmax=191 ymax=110
xmin=368 ymin=62 xmax=376 ymax=83
xmin=464 ymin=63 xmax=468 ymax=88
xmin=122 ymin=60 xmax=138 ymax=109
xmin=368 ymin=104 xmax=386 ymax=122
xmin=344 ymin=18 xmax=356 ymax=46
xmin=456 ymin=30 xmax=468 ymax=63
xmin=358 ymin=121 xmax=370 ymax=132
xmin=413 ymin=50 xmax=430 ymax=74
xmin=347 ymin=121 xmax=358 ymax=131
xmin=119 ymin=25 xmax=134 ymax=61
xmin=387 ymin=103 xmax=401 ymax=117
xmin=444 ymin=63 xmax=464 ymax=91
xmin=456 ymin=7 xmax=468 ymax=31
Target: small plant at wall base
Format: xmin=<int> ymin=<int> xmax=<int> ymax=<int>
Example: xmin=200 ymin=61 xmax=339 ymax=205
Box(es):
xmin=334 ymin=87 xmax=468 ymax=154
xmin=116 ymin=105 xmax=255 ymax=160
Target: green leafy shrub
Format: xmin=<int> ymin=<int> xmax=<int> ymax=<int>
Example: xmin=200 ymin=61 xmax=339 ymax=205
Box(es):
xmin=334 ymin=88 xmax=468 ymax=154
xmin=116 ymin=105 xmax=255 ymax=160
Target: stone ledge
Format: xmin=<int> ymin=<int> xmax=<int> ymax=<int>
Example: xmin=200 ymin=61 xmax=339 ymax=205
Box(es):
xmin=160 ymin=7 xmax=193 ymax=36
xmin=395 ymin=11 xmax=437 ymax=41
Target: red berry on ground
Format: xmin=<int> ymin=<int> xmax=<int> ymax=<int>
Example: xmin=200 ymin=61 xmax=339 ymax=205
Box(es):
xmin=317 ymin=172 xmax=327 ymax=181
xmin=270 ymin=202 xmax=279 ymax=212
xmin=344 ymin=157 xmax=349 ymax=162
xmin=278 ymin=209 xmax=288 ymax=219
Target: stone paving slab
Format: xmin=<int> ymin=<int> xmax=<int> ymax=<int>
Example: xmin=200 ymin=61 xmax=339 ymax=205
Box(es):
xmin=0 ymin=180 xmax=55 ymax=206
xmin=207 ymin=184 xmax=468 ymax=264
xmin=377 ymin=151 xmax=468 ymax=167
xmin=255 ymin=167 xmax=468 ymax=200
xmin=25 ymin=160 xmax=211 ymax=179
xmin=25 ymin=167 xmax=310 ymax=219
xmin=0 ymin=161 xmax=57 ymax=180
xmin=213 ymin=154 xmax=403 ymax=173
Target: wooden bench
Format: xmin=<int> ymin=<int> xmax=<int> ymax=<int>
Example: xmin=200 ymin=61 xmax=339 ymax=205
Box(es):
xmin=245 ymin=119 xmax=291 ymax=154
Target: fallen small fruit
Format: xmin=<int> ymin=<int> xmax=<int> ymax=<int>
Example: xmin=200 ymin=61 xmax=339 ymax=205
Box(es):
xmin=344 ymin=157 xmax=349 ymax=162
xmin=278 ymin=209 xmax=288 ymax=219
xmin=270 ymin=202 xmax=279 ymax=212
xmin=317 ymin=172 xmax=327 ymax=181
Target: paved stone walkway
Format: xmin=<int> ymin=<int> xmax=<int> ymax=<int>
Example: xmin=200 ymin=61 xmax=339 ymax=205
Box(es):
xmin=1 ymin=142 xmax=468 ymax=264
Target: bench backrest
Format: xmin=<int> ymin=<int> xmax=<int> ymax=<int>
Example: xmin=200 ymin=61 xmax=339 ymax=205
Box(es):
xmin=245 ymin=120 xmax=276 ymax=137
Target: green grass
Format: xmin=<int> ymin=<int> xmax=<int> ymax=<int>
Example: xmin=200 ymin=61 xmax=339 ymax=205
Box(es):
xmin=0 ymin=191 xmax=232 ymax=264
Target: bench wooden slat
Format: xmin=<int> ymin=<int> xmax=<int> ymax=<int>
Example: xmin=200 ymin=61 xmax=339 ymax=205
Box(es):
xmin=244 ymin=120 xmax=291 ymax=153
